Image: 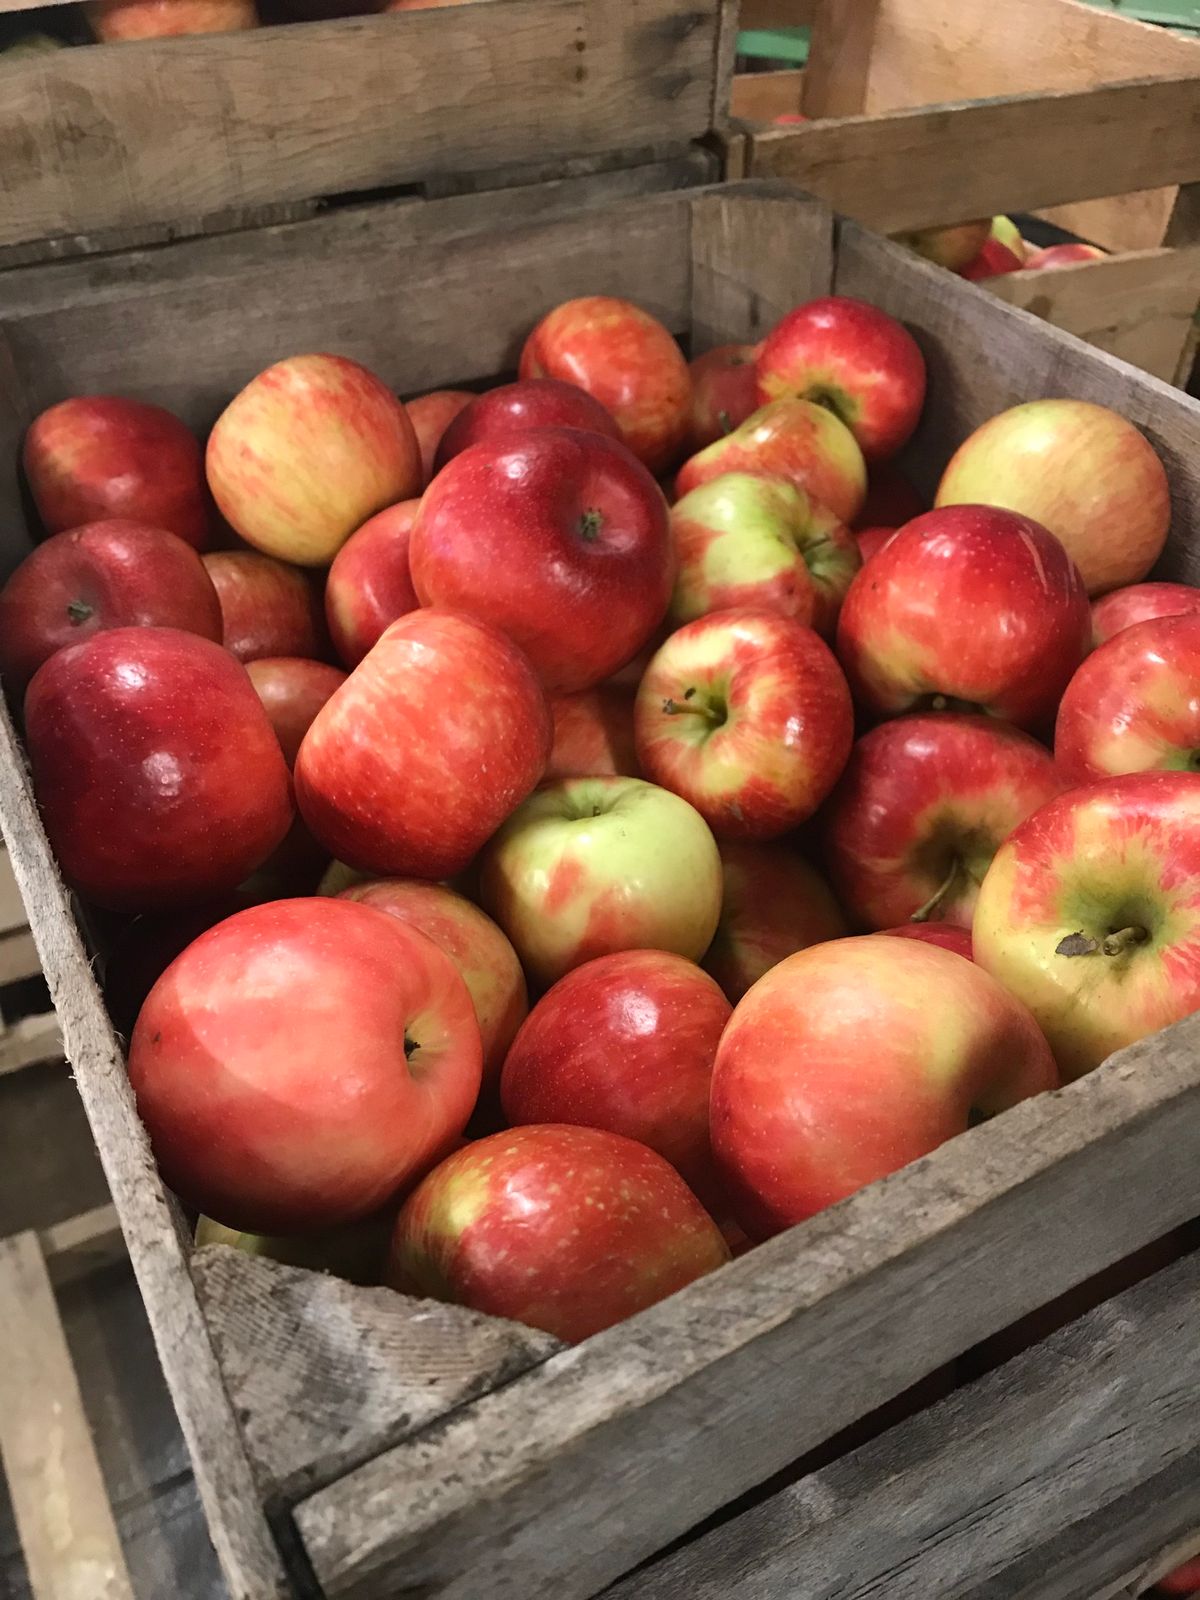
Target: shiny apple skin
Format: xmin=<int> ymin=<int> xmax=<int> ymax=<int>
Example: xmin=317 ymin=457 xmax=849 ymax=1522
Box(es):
xmin=0 ymin=520 xmax=222 ymax=697
xmin=405 ymin=389 xmax=473 ymax=484
xmin=973 ymin=772 xmax=1200 ymax=1080
xmin=25 ymin=627 xmax=292 ymax=912
xmin=1024 ymin=243 xmax=1106 ymax=269
xmin=711 ymin=936 xmax=1058 ymax=1238
xmin=1091 ymin=581 xmax=1200 ymax=647
xmin=892 ymin=219 xmax=990 ymax=271
xmin=206 ymin=353 xmax=422 ymax=566
xmin=878 ymin=922 xmax=974 ymax=959
xmin=409 ymin=427 xmax=673 ymax=692
xmin=339 ymin=878 xmax=527 ymax=1085
xmin=855 ymin=525 xmax=896 ymax=564
xmin=960 ymin=238 xmax=1024 ymax=279
xmin=324 ymin=499 xmax=421 ymax=669
xmin=128 ymin=898 xmax=482 ymax=1233
xmin=295 ymin=609 xmax=552 ymax=878
xmin=389 ymin=1124 xmax=730 ymax=1343
xmin=755 ymin=297 xmax=926 ymax=462
xmin=1055 ymin=614 xmax=1200 ymax=781
xmin=23 ymin=396 xmax=210 ymax=549
xmin=432 ymin=378 xmax=621 ymax=475
xmin=936 ymin=399 xmax=1170 ymax=595
xmin=702 ymin=838 xmax=846 ymax=1002
xmin=246 ymin=657 xmax=346 ymax=768
xmin=835 ymin=504 xmax=1091 ymax=731
xmin=676 ymin=398 xmax=867 ymax=526
xmin=203 ymin=549 xmax=327 ymax=663
xmin=687 ymin=344 xmax=760 ymax=451
xmin=519 ymin=296 xmax=691 ymax=474
xmin=636 ymin=610 xmax=853 ymax=839
xmin=546 ymin=685 xmax=639 ymax=781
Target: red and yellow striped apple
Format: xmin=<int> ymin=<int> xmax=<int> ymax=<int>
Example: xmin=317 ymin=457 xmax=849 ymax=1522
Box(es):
xmin=1091 ymin=581 xmax=1200 ymax=647
xmin=324 ymin=499 xmax=421 ymax=669
xmin=203 ymin=549 xmax=327 ymax=663
xmin=86 ymin=0 xmax=257 ymax=36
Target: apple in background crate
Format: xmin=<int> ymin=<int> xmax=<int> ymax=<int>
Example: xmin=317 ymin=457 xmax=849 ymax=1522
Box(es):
xmin=86 ymin=0 xmax=259 ymax=38
xmin=545 ymin=686 xmax=639 ymax=782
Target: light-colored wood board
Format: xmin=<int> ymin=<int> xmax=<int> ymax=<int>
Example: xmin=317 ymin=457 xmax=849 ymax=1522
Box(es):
xmin=0 ymin=1230 xmax=134 ymax=1600
xmin=985 ymin=245 xmax=1200 ymax=385
xmin=41 ymin=1204 xmax=125 ymax=1291
xmin=295 ymin=1007 xmax=1200 ymax=1600
xmin=0 ymin=1010 xmax=63 ymax=1075
xmin=747 ymin=76 xmax=1200 ymax=235
xmin=730 ymin=67 xmax=804 ymax=122
xmin=737 ymin=0 xmax=816 ymax=28
xmin=801 ymin=0 xmax=880 ymax=117
xmin=0 ymin=0 xmax=725 ymax=248
xmin=0 ymin=846 xmax=28 ymax=934
xmin=609 ymin=1254 xmax=1200 ymax=1600
xmin=0 ymin=927 xmax=43 ymax=986
xmin=690 ymin=189 xmax=833 ymax=351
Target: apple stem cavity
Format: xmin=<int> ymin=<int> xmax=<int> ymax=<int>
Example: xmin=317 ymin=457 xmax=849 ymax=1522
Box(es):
xmin=1055 ymin=926 xmax=1149 ymax=958
xmin=1102 ymin=925 xmax=1150 ymax=956
xmin=662 ymin=691 xmax=726 ymax=728
xmin=66 ymin=599 xmax=94 ymax=626
xmin=910 ymin=860 xmax=961 ymax=923
xmin=578 ymin=508 xmax=605 ymax=543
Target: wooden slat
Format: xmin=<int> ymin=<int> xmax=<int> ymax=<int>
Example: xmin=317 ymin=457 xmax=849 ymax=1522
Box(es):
xmin=0 ymin=845 xmax=28 ymax=935
xmin=0 ymin=0 xmax=78 ymax=11
xmin=41 ymin=1203 xmax=126 ymax=1290
xmin=0 ymin=1230 xmax=134 ymax=1600
xmin=0 ymin=927 xmax=43 ymax=986
xmin=736 ymin=0 xmax=817 ymax=27
xmin=0 ymin=1010 xmax=64 ymax=1075
xmin=730 ymin=67 xmax=804 ymax=121
xmin=801 ymin=0 xmax=881 ymax=117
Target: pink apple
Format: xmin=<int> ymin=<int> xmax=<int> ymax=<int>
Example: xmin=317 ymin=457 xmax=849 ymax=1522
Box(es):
xmin=128 ymin=897 xmax=482 ymax=1232
xmin=823 ymin=713 xmax=1064 ymax=929
xmin=1024 ymin=243 xmax=1106 ymax=270
xmin=892 ymin=219 xmax=990 ymax=271
xmin=936 ymin=399 xmax=1171 ymax=595
xmin=1091 ymin=581 xmax=1200 ymax=647
xmin=203 ymin=550 xmax=328 ymax=663
xmin=296 ymin=610 xmax=551 ymax=878
xmin=960 ymin=238 xmax=1025 ymax=279
xmin=324 ymin=499 xmax=420 ymax=669
xmin=246 ymin=656 xmax=346 ymax=768
xmin=432 ymin=378 xmax=621 ymax=475
xmin=711 ymin=936 xmax=1057 ymax=1237
xmin=989 ymin=215 xmax=1027 ymax=262
xmin=836 ymin=505 xmax=1091 ymax=730
xmin=878 ymin=923 xmax=974 ymax=959
xmin=405 ymin=389 xmax=474 ymax=484
xmin=546 ymin=685 xmax=639 ymax=781
xmin=687 ymin=344 xmax=760 ymax=451
xmin=86 ymin=0 xmax=256 ymax=36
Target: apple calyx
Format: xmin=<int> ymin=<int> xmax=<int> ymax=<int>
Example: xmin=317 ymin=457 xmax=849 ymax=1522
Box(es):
xmin=1055 ymin=926 xmax=1149 ymax=959
xmin=66 ymin=598 xmax=95 ymax=626
xmin=578 ymin=508 xmax=605 ymax=543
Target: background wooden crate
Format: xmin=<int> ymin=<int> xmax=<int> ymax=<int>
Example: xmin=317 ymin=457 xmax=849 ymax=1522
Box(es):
xmin=2 ymin=178 xmax=1199 ymax=1600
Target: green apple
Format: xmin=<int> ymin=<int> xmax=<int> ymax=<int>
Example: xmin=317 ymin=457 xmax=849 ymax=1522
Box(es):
xmin=989 ymin=215 xmax=1027 ymax=262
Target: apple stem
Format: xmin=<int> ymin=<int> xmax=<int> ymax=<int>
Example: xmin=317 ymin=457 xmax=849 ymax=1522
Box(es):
xmin=1055 ymin=926 xmax=1148 ymax=958
xmin=66 ymin=599 xmax=94 ymax=626
xmin=1102 ymin=925 xmax=1149 ymax=956
xmin=909 ymin=860 xmax=960 ymax=923
xmin=662 ymin=692 xmax=725 ymax=727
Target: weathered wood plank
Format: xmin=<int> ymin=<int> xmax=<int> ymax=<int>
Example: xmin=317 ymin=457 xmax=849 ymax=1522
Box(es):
xmin=800 ymin=0 xmax=880 ymax=118
xmin=730 ymin=68 xmax=804 ymax=123
xmin=0 ymin=927 xmax=42 ymax=986
xmin=42 ymin=1203 xmax=126 ymax=1290
xmin=0 ymin=1010 xmax=63 ymax=1075
xmin=689 ymin=188 xmax=833 ymax=351
xmin=736 ymin=0 xmax=817 ymax=28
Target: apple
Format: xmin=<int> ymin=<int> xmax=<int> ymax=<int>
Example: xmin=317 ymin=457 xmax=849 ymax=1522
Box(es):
xmin=25 ymin=627 xmax=292 ymax=912
xmin=86 ymin=0 xmax=257 ymax=40
xmin=702 ymin=838 xmax=846 ymax=1002
xmin=823 ymin=713 xmax=1064 ymax=929
xmin=854 ymin=525 xmax=896 ymax=564
xmin=1055 ymin=614 xmax=1200 ymax=782
xmin=385 ymin=0 xmax=479 ymax=8
xmin=878 ymin=922 xmax=974 ymax=959
xmin=675 ymin=399 xmax=867 ymax=526
xmin=206 ymin=353 xmax=422 ymax=566
xmin=989 ymin=215 xmax=1027 ymax=262
xmin=855 ymin=462 xmax=925 ymax=530
xmin=935 ymin=399 xmax=1170 ymax=595
xmin=103 ymin=893 xmax=259 ymax=1039
xmin=323 ymin=499 xmax=420 ymax=669
xmin=128 ymin=897 xmax=482 ymax=1232
xmin=1024 ymin=243 xmax=1106 ymax=270
xmin=546 ymin=685 xmax=639 ymax=781
xmin=23 ymin=396 xmax=210 ymax=550
xmin=960 ymin=238 xmax=1025 ymax=280
xmin=1091 ymin=581 xmax=1200 ymax=647
xmin=338 ymin=878 xmax=527 ymax=1086
xmin=974 ymin=772 xmax=1200 ymax=1081
xmin=687 ymin=344 xmax=760 ymax=451
xmin=478 ymin=776 xmax=722 ymax=989
xmin=404 ymin=389 xmax=473 ymax=485
xmin=389 ymin=1124 xmax=730 ymax=1343
xmin=1158 ymin=1561 xmax=1200 ymax=1596
xmin=891 ymin=219 xmax=991 ymax=271
xmin=711 ymin=935 xmax=1058 ymax=1238
xmin=635 ymin=610 xmax=853 ymax=839
xmin=518 ymin=296 xmax=691 ymax=474
xmin=500 ymin=950 xmax=731 ymax=1202
xmin=203 ymin=549 xmax=327 ymax=663
xmin=432 ymin=378 xmax=621 ymax=474
xmin=755 ymin=297 xmax=926 ymax=462
xmin=0 ymin=520 xmax=222 ymax=697
xmin=409 ymin=427 xmax=672 ymax=692
xmin=668 ymin=471 xmax=860 ymax=638
xmin=246 ymin=657 xmax=346 ymax=768
xmin=195 ymin=1208 xmax=393 ymax=1287
xmin=773 ymin=112 xmax=808 ymax=125
xmin=295 ymin=609 xmax=551 ymax=878
xmin=836 ymin=505 xmax=1091 ymax=731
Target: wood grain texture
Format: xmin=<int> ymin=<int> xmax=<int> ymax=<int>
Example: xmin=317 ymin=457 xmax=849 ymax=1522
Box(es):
xmin=801 ymin=0 xmax=880 ymax=118
xmin=737 ymin=0 xmax=816 ymax=27
xmin=730 ymin=67 xmax=804 ymax=122
xmin=0 ymin=0 xmax=726 ymax=248
xmin=611 ymin=1254 xmax=1200 ymax=1600
xmin=690 ymin=188 xmax=833 ymax=351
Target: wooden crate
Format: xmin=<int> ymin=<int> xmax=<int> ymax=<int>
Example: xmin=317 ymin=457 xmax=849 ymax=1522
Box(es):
xmin=2 ymin=179 xmax=1200 ymax=1600
xmin=728 ymin=0 xmax=1200 ymax=385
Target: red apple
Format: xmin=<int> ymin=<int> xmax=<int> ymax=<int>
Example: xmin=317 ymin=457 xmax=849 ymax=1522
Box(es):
xmin=86 ymin=0 xmax=257 ymax=35
xmin=878 ymin=922 xmax=974 ymax=959
xmin=25 ymin=627 xmax=292 ymax=912
xmin=773 ymin=112 xmax=808 ymax=125
xmin=500 ymin=950 xmax=730 ymax=1201
xmin=823 ymin=713 xmax=1065 ymax=929
xmin=836 ymin=505 xmax=1091 ymax=731
xmin=23 ymin=397 xmax=210 ymax=550
xmin=1091 ymin=581 xmax=1200 ymax=647
xmin=989 ymin=215 xmax=1027 ymax=262
xmin=702 ymin=838 xmax=846 ymax=1002
xmin=389 ymin=1124 xmax=729 ymax=1342
xmin=0 ymin=520 xmax=222 ymax=697
xmin=103 ymin=893 xmax=258 ymax=1040
xmin=687 ymin=344 xmax=760 ymax=451
xmin=960 ymin=238 xmax=1025 ymax=280
xmin=892 ymin=219 xmax=990 ymax=271
xmin=546 ymin=685 xmax=639 ymax=781
xmin=668 ymin=472 xmax=860 ymax=638
xmin=1158 ymin=1561 xmax=1200 ymax=1596
xmin=479 ymin=776 xmax=722 ymax=989
xmin=711 ymin=936 xmax=1057 ymax=1238
xmin=519 ymin=296 xmax=691 ymax=474
xmin=206 ymin=354 xmax=422 ymax=566
xmin=755 ymin=297 xmax=926 ymax=462
xmin=936 ymin=399 xmax=1171 ymax=595
xmin=246 ymin=656 xmax=346 ymax=768
xmin=636 ymin=611 xmax=853 ymax=839
xmin=854 ymin=525 xmax=896 ymax=564
xmin=295 ymin=609 xmax=551 ymax=878
xmin=405 ymin=389 xmax=473 ymax=484
xmin=409 ymin=427 xmax=672 ymax=692
xmin=203 ymin=549 xmax=327 ymax=663
xmin=323 ymin=499 xmax=420 ymax=669
xmin=855 ymin=463 xmax=926 ymax=530
xmin=675 ymin=399 xmax=867 ymax=526
xmin=974 ymin=773 xmax=1200 ymax=1080
xmin=1024 ymin=243 xmax=1106 ymax=270
xmin=128 ymin=897 xmax=482 ymax=1232
xmin=385 ymin=0 xmax=478 ymax=8
xmin=338 ymin=878 xmax=527 ymax=1085
xmin=432 ymin=378 xmax=621 ymax=475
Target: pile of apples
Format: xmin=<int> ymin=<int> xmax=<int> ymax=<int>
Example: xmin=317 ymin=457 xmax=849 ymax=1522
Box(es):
xmin=897 ymin=213 xmax=1106 ymax=280
xmin=73 ymin=0 xmax=473 ymax=45
xmin=5 ymin=284 xmax=1198 ymax=1347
